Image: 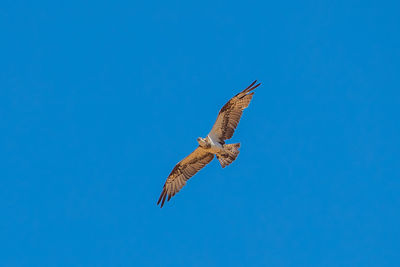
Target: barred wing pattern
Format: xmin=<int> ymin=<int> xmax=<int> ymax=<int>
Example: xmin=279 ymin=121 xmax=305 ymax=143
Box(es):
xmin=157 ymin=147 xmax=214 ymax=207
xmin=208 ymin=80 xmax=260 ymax=143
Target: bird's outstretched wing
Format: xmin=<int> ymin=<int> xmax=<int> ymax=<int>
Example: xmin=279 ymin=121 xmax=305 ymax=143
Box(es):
xmin=157 ymin=147 xmax=214 ymax=207
xmin=208 ymin=80 xmax=260 ymax=143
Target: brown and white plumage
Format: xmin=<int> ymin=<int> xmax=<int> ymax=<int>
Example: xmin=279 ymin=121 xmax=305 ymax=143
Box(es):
xmin=157 ymin=147 xmax=214 ymax=208
xmin=157 ymin=80 xmax=260 ymax=208
xmin=208 ymin=80 xmax=260 ymax=144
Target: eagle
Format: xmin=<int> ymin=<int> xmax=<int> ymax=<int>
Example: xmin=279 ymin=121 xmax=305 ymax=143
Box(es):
xmin=157 ymin=80 xmax=261 ymax=207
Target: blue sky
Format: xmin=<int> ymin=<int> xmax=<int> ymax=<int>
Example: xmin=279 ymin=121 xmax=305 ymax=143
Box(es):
xmin=1 ymin=0 xmax=399 ymax=266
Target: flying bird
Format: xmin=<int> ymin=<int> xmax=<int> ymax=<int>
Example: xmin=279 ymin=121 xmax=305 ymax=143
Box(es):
xmin=157 ymin=80 xmax=261 ymax=207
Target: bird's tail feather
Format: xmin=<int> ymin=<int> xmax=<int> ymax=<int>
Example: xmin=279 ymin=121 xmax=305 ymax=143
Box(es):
xmin=216 ymin=143 xmax=240 ymax=168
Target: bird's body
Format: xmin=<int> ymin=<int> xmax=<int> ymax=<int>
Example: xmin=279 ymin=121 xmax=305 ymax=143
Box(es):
xmin=157 ymin=80 xmax=261 ymax=207
xmin=198 ymin=135 xmax=223 ymax=153
xmin=197 ymin=135 xmax=240 ymax=167
xmin=207 ymin=136 xmax=223 ymax=153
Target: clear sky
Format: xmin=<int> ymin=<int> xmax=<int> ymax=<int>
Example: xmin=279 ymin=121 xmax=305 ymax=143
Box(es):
xmin=1 ymin=0 xmax=399 ymax=266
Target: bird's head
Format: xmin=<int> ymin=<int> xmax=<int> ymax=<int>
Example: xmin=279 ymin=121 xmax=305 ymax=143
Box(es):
xmin=197 ymin=137 xmax=207 ymax=148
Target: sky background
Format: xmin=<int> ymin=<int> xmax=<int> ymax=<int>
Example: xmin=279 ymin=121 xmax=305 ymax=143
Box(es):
xmin=1 ymin=0 xmax=399 ymax=266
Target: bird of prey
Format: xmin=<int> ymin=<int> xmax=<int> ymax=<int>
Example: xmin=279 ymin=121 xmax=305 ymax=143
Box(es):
xmin=157 ymin=80 xmax=261 ymax=207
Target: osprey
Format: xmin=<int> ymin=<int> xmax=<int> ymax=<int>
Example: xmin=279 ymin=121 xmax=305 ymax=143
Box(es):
xmin=157 ymin=80 xmax=261 ymax=207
